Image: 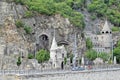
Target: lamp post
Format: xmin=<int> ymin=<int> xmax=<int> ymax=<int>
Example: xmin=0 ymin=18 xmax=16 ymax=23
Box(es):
xmin=72 ymin=33 xmax=77 ymax=68
xmin=111 ymin=40 xmax=113 ymax=63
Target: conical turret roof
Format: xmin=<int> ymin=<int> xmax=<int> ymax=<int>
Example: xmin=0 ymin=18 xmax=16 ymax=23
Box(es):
xmin=102 ymin=20 xmax=111 ymax=32
xmin=50 ymin=36 xmax=58 ymax=50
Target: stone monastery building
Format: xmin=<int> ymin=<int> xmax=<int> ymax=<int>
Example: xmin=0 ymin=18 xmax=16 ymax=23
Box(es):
xmin=85 ymin=20 xmax=112 ymax=53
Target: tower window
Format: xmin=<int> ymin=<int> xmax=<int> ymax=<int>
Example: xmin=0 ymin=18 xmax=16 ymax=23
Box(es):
xmin=33 ymin=24 xmax=36 ymax=26
xmin=106 ymin=31 xmax=109 ymax=33
xmin=102 ymin=32 xmax=104 ymax=34
xmin=62 ymin=54 xmax=64 ymax=58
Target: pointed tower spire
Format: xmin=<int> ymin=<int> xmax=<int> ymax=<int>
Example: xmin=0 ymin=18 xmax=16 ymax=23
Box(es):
xmin=50 ymin=28 xmax=58 ymax=50
xmin=102 ymin=20 xmax=111 ymax=32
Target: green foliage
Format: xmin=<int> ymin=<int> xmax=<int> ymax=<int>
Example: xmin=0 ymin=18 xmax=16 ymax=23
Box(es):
xmin=15 ymin=0 xmax=85 ymax=29
xmin=86 ymin=38 xmax=93 ymax=49
xmin=15 ymin=19 xmax=32 ymax=34
xmin=64 ymin=57 xmax=67 ymax=65
xmin=24 ymin=11 xmax=33 ymax=18
xmin=88 ymin=0 xmax=120 ymax=26
xmin=28 ymin=53 xmax=34 ymax=59
xmin=15 ymin=20 xmax=24 ymax=28
xmin=113 ymin=44 xmax=120 ymax=63
xmin=24 ymin=25 xmax=32 ymax=34
xmin=17 ymin=56 xmax=21 ymax=66
xmin=98 ymin=52 xmax=109 ymax=61
xmin=14 ymin=0 xmax=25 ymax=5
xmin=85 ymin=49 xmax=97 ymax=61
xmin=36 ymin=49 xmax=50 ymax=63
xmin=85 ymin=49 xmax=109 ymax=61
xmin=70 ymin=53 xmax=74 ymax=63
xmin=90 ymin=15 xmax=96 ymax=20
xmin=117 ymin=40 xmax=120 ymax=47
xmin=112 ymin=27 xmax=120 ymax=32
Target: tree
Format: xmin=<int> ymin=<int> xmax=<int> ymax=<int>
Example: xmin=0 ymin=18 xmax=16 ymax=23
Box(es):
xmin=113 ymin=40 xmax=120 ymax=63
xmin=17 ymin=56 xmax=21 ymax=66
xmin=113 ymin=47 xmax=120 ymax=63
xmin=86 ymin=38 xmax=93 ymax=49
xmin=85 ymin=49 xmax=97 ymax=61
xmin=98 ymin=52 xmax=109 ymax=62
xmin=70 ymin=53 xmax=74 ymax=63
xmin=36 ymin=49 xmax=50 ymax=63
xmin=64 ymin=57 xmax=67 ymax=65
xmin=104 ymin=0 xmax=109 ymax=4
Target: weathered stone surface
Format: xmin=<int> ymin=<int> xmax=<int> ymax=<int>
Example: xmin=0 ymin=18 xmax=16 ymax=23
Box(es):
xmin=0 ymin=1 xmax=85 ymax=69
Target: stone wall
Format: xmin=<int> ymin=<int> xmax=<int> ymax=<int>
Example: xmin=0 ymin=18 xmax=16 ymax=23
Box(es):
xmin=0 ymin=70 xmax=120 ymax=80
xmin=0 ymin=1 xmax=85 ymax=69
xmin=0 ymin=1 xmax=85 ymax=55
xmin=25 ymin=70 xmax=120 ymax=80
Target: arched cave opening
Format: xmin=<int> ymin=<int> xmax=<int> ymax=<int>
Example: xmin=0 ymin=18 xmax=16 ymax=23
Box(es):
xmin=37 ymin=34 xmax=49 ymax=51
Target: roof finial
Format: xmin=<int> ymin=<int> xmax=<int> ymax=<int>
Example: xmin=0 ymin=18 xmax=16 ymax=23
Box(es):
xmin=54 ymin=28 xmax=55 ymax=37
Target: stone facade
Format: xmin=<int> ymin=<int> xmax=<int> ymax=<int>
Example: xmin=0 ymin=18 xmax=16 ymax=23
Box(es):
xmin=50 ymin=35 xmax=67 ymax=69
xmin=85 ymin=20 xmax=112 ymax=53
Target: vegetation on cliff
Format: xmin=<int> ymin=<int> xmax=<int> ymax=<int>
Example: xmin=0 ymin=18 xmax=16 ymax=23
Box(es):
xmin=13 ymin=0 xmax=85 ymax=29
xmin=88 ymin=0 xmax=120 ymax=27
xmin=36 ymin=49 xmax=50 ymax=63
xmin=13 ymin=0 xmax=120 ymax=29
xmin=113 ymin=40 xmax=120 ymax=63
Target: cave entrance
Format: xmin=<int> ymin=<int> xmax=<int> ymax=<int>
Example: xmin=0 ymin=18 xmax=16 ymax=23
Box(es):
xmin=39 ymin=34 xmax=49 ymax=50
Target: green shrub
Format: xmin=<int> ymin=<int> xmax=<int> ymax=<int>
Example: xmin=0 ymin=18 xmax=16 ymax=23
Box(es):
xmin=98 ymin=52 xmax=109 ymax=62
xmin=28 ymin=53 xmax=34 ymax=59
xmin=90 ymin=15 xmax=96 ymax=20
xmin=24 ymin=11 xmax=33 ymax=18
xmin=15 ymin=20 xmax=24 ymax=28
xmin=24 ymin=25 xmax=32 ymax=34
xmin=16 ymin=57 xmax=21 ymax=66
xmin=86 ymin=38 xmax=93 ymax=49
xmin=14 ymin=0 xmax=25 ymax=5
xmin=64 ymin=57 xmax=67 ymax=65
xmin=112 ymin=27 xmax=120 ymax=32
xmin=36 ymin=49 xmax=50 ymax=63
xmin=85 ymin=49 xmax=97 ymax=61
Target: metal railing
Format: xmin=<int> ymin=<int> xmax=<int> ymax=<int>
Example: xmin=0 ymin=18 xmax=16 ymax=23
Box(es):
xmin=0 ymin=64 xmax=120 ymax=76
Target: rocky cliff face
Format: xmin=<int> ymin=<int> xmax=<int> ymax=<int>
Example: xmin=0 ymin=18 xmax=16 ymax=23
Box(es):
xmin=0 ymin=1 xmax=85 ymax=69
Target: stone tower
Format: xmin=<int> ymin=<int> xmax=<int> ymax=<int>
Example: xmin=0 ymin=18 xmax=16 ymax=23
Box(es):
xmin=101 ymin=20 xmax=112 ymax=53
xmin=50 ymin=35 xmax=67 ymax=69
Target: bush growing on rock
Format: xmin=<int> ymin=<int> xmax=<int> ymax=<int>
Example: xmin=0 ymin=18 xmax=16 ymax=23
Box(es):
xmin=24 ymin=11 xmax=33 ymax=18
xmin=28 ymin=53 xmax=34 ymax=59
xmin=15 ymin=20 xmax=24 ymax=28
xmin=17 ymin=56 xmax=21 ymax=66
xmin=14 ymin=0 xmax=85 ymax=29
xmin=24 ymin=25 xmax=32 ymax=34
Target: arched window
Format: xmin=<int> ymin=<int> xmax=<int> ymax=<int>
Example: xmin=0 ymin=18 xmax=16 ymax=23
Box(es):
xmin=33 ymin=24 xmax=36 ymax=26
xmin=106 ymin=31 xmax=109 ymax=33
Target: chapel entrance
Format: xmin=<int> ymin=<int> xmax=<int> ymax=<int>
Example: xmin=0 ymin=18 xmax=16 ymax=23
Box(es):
xmin=61 ymin=61 xmax=64 ymax=70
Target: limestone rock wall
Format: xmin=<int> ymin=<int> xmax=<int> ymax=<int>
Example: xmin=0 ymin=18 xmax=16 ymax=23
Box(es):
xmin=0 ymin=1 xmax=85 ymax=69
